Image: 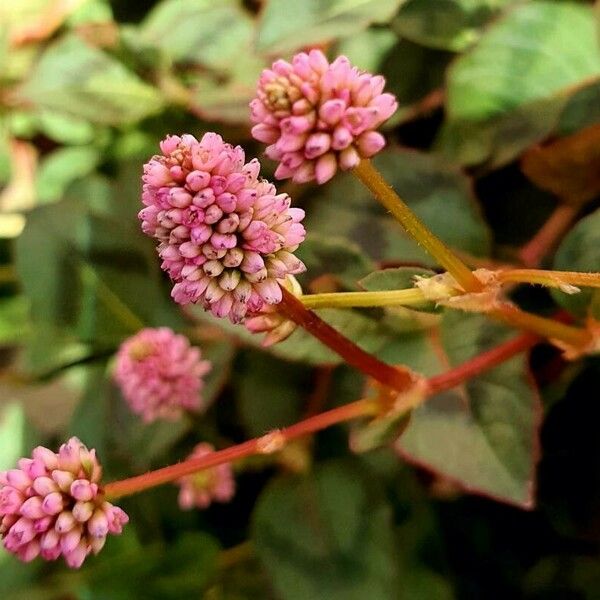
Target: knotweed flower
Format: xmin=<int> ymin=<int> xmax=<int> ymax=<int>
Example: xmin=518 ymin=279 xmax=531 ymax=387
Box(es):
xmin=0 ymin=438 xmax=128 ymax=568
xmin=250 ymin=50 xmax=398 ymax=184
xmin=176 ymin=443 xmax=235 ymax=510
xmin=114 ymin=327 xmax=211 ymax=423
xmin=140 ymin=133 xmax=306 ymax=323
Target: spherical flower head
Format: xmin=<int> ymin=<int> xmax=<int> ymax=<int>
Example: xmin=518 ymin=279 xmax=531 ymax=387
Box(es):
xmin=250 ymin=50 xmax=398 ymax=184
xmin=114 ymin=327 xmax=211 ymax=423
xmin=0 ymin=437 xmax=128 ymax=568
xmin=176 ymin=443 xmax=235 ymax=510
xmin=140 ymin=132 xmax=306 ymax=323
xmin=245 ymin=274 xmax=302 ymax=346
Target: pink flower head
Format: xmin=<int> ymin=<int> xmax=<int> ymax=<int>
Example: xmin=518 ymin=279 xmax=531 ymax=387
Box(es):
xmin=0 ymin=437 xmax=128 ymax=568
xmin=140 ymin=132 xmax=306 ymax=323
xmin=250 ymin=50 xmax=398 ymax=184
xmin=114 ymin=327 xmax=211 ymax=423
xmin=176 ymin=443 xmax=235 ymax=510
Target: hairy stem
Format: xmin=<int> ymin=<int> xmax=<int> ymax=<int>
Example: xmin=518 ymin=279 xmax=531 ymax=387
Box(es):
xmin=279 ymin=287 xmax=418 ymax=392
xmin=498 ymin=269 xmax=600 ymax=290
xmin=301 ymin=288 xmax=433 ymax=309
xmin=353 ymin=159 xmax=483 ymax=293
xmin=104 ymin=398 xmax=377 ymax=499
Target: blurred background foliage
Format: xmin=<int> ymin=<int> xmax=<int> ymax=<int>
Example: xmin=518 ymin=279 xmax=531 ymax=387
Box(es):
xmin=1 ymin=0 xmax=599 ymax=598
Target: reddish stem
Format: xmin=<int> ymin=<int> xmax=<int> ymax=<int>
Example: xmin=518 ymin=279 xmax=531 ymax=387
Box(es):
xmin=104 ymin=398 xmax=376 ymax=499
xmin=279 ymin=287 xmax=416 ymax=392
xmin=519 ymin=204 xmax=578 ymax=267
xmin=428 ymin=332 xmax=540 ymax=394
xmin=104 ymin=332 xmax=541 ymax=499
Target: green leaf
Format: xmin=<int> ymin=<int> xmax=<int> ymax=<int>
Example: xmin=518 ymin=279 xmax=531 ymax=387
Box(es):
xmin=440 ymin=1 xmax=600 ymax=167
xmin=15 ymin=194 xmax=181 ymax=346
xmin=335 ymin=27 xmax=397 ymax=72
xmin=18 ymin=34 xmax=163 ymax=125
xmin=0 ymin=402 xmax=26 ymax=471
xmin=552 ymin=208 xmax=600 ymax=319
xmin=296 ymin=233 xmax=376 ymax=290
xmin=0 ymin=296 xmax=30 ymax=345
xmin=140 ymin=0 xmax=254 ymax=70
xmin=387 ymin=311 xmax=539 ymax=507
xmin=305 ymin=147 xmax=491 ymax=264
xmin=236 ymin=352 xmax=310 ymax=437
xmin=393 ymin=0 xmax=516 ymax=52
xmin=256 ymin=0 xmax=403 ymax=53
xmin=252 ymin=460 xmax=401 ymax=600
xmin=36 ymin=146 xmax=100 ymax=203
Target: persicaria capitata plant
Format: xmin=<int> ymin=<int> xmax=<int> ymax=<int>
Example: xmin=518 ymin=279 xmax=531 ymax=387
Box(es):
xmin=3 ymin=2 xmax=600 ymax=596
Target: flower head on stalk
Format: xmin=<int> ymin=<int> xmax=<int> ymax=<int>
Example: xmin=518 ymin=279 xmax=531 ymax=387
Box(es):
xmin=176 ymin=443 xmax=235 ymax=510
xmin=250 ymin=50 xmax=397 ymax=184
xmin=114 ymin=327 xmax=211 ymax=423
xmin=140 ymin=133 xmax=306 ymax=323
xmin=0 ymin=438 xmax=128 ymax=568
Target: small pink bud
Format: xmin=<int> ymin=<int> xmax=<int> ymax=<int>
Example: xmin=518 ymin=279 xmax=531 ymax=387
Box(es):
xmin=42 ymin=492 xmax=64 ymax=516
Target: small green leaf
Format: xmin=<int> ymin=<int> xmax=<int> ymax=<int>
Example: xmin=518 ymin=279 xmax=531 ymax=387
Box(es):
xmin=252 ymin=460 xmax=401 ymax=600
xmin=18 ymin=34 xmax=163 ymax=125
xmin=0 ymin=296 xmax=30 ymax=345
xmin=0 ymin=402 xmax=26 ymax=471
xmin=257 ymin=0 xmax=403 ymax=53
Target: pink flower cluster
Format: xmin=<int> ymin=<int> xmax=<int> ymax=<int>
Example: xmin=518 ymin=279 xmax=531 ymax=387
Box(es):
xmin=0 ymin=438 xmax=128 ymax=568
xmin=251 ymin=50 xmax=397 ymax=184
xmin=140 ymin=133 xmax=306 ymax=323
xmin=177 ymin=443 xmax=235 ymax=510
xmin=114 ymin=327 xmax=211 ymax=423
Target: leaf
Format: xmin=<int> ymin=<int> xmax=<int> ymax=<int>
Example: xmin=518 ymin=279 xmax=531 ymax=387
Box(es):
xmin=235 ymin=352 xmax=310 ymax=437
xmin=36 ymin=146 xmax=100 ymax=203
xmin=256 ymin=0 xmax=403 ymax=53
xmin=552 ymin=208 xmax=600 ymax=319
xmin=520 ymin=123 xmax=600 ymax=205
xmin=18 ymin=34 xmax=163 ymax=125
xmin=304 ymin=147 xmax=491 ymax=265
xmin=439 ymin=1 xmax=600 ymax=167
xmin=296 ymin=233 xmax=376 ymax=290
xmin=388 ymin=311 xmax=540 ymax=507
xmin=0 ymin=296 xmax=30 ymax=345
xmin=252 ymin=460 xmax=401 ymax=600
xmin=335 ymin=27 xmax=397 ymax=72
xmin=15 ymin=194 xmax=181 ymax=346
xmin=0 ymin=403 xmax=26 ymax=472
xmin=393 ymin=0 xmax=515 ymax=52
xmin=140 ymin=0 xmax=254 ymax=70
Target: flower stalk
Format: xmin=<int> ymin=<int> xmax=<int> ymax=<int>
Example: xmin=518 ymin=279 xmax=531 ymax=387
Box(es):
xmin=300 ymin=288 xmax=433 ymax=309
xmin=352 ymin=159 xmax=484 ymax=293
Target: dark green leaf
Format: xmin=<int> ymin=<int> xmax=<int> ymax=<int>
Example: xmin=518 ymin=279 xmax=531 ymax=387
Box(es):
xmin=252 ymin=460 xmax=401 ymax=600
xmin=552 ymin=208 xmax=600 ymax=319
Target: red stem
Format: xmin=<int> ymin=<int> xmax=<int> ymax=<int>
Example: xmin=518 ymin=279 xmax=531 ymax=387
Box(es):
xmin=428 ymin=332 xmax=540 ymax=394
xmin=278 ymin=287 xmax=416 ymax=392
xmin=519 ymin=204 xmax=578 ymax=267
xmin=104 ymin=398 xmax=375 ymax=499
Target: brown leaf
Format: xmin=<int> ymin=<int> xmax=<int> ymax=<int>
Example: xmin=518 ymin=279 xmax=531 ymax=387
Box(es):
xmin=521 ymin=123 xmax=600 ymax=205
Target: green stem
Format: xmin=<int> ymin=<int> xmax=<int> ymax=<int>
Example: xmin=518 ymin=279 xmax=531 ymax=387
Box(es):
xmin=301 ymin=288 xmax=433 ymax=309
xmin=498 ymin=269 xmax=600 ymax=290
xmin=352 ymin=159 xmax=483 ymax=293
